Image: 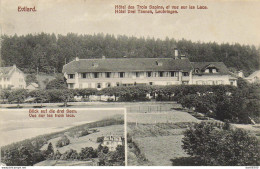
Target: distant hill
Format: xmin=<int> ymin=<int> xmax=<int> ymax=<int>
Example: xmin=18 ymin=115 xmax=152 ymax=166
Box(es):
xmin=1 ymin=33 xmax=259 ymax=76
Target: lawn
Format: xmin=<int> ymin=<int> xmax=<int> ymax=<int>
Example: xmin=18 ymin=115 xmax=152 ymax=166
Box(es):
xmin=134 ymin=135 xmax=189 ymax=166
xmin=127 ymin=109 xmax=199 ymax=166
xmin=127 ymin=110 xmax=199 ymax=124
xmin=41 ymin=124 xmax=124 ymax=154
xmin=34 ymin=160 xmax=95 ymax=166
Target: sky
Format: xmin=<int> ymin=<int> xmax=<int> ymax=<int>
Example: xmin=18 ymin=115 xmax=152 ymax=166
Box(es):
xmin=1 ymin=0 xmax=260 ymax=46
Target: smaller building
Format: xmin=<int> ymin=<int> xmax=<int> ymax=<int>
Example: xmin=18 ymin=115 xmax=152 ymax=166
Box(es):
xmin=101 ymin=136 xmax=124 ymax=151
xmin=191 ymin=62 xmax=237 ymax=86
xmin=0 ymin=65 xmax=26 ymax=89
xmin=26 ymin=82 xmax=39 ymax=90
xmin=245 ymin=70 xmax=260 ymax=84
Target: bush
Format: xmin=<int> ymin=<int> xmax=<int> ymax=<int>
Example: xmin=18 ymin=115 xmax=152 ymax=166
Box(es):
xmin=46 ymin=76 xmax=67 ymax=89
xmin=60 ymin=149 xmax=79 ymax=160
xmin=182 ymin=122 xmax=260 ymax=166
xmin=97 ymin=136 xmax=104 ymax=143
xmin=56 ymin=135 xmax=70 ymax=148
xmin=79 ymin=130 xmax=89 ymax=137
xmin=79 ymin=147 xmax=97 ymax=160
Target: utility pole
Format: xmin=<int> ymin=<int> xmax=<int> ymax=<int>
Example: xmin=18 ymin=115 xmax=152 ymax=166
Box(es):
xmin=36 ymin=67 xmax=39 ymax=81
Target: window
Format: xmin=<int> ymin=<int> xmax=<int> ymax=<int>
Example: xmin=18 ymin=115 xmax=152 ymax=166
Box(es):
xmin=159 ymin=72 xmax=164 ymax=77
xmin=119 ymin=72 xmax=125 ymax=78
xmin=136 ymin=72 xmax=140 ymax=77
xmin=207 ymin=80 xmax=214 ymax=85
xmin=97 ymin=83 xmax=101 ymax=89
xmin=170 ymin=71 xmax=175 ymax=77
xmin=147 ymin=72 xmax=152 ymax=77
xmin=196 ymin=81 xmax=204 ymax=85
xmin=68 ymin=83 xmax=74 ymax=89
xmin=216 ymin=80 xmax=223 ymax=85
xmin=154 ymin=72 xmax=157 ymax=77
xmin=116 ymin=82 xmax=120 ymax=86
xmin=105 ymin=72 xmax=111 ymax=78
xmin=194 ymin=69 xmax=200 ymax=73
xmin=68 ymin=74 xmax=75 ymax=79
xmin=94 ymin=73 xmax=99 ymax=78
xmin=149 ymin=82 xmax=153 ymax=85
xmin=182 ymin=72 xmax=189 ymax=76
xmin=82 ymin=73 xmax=87 ymax=78
xmin=106 ymin=83 xmax=111 ymax=87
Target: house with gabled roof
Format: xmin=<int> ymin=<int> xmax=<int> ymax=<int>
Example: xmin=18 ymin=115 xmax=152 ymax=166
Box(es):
xmin=245 ymin=70 xmax=260 ymax=84
xmin=62 ymin=53 xmax=237 ymax=89
xmin=26 ymin=82 xmax=39 ymax=90
xmin=0 ymin=65 xmax=26 ymax=89
xmin=191 ymin=62 xmax=237 ymax=86
xmin=101 ymin=136 xmax=124 ymax=151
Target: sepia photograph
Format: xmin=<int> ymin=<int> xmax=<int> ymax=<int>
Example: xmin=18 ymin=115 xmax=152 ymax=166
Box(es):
xmin=0 ymin=108 xmax=126 ymax=166
xmin=0 ymin=0 xmax=260 ymax=167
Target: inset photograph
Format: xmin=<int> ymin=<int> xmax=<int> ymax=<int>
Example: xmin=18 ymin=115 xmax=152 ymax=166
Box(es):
xmin=0 ymin=108 xmax=126 ymax=166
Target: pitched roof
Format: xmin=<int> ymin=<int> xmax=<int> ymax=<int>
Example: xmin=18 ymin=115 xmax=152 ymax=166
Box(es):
xmin=246 ymin=70 xmax=260 ymax=79
xmin=0 ymin=65 xmax=24 ymax=78
xmin=27 ymin=82 xmax=39 ymax=88
xmin=62 ymin=58 xmax=193 ymax=74
xmin=0 ymin=66 xmax=14 ymax=78
xmin=191 ymin=62 xmax=230 ymax=75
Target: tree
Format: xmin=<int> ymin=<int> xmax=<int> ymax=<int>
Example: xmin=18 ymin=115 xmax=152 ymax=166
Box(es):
xmin=25 ymin=74 xmax=38 ymax=86
xmin=47 ymin=89 xmax=74 ymax=107
xmin=2 ymin=148 xmax=20 ymax=166
xmin=55 ymin=135 xmax=70 ymax=148
xmin=0 ymin=89 xmax=11 ymax=103
xmin=46 ymin=142 xmax=54 ymax=156
xmin=97 ymin=136 xmax=104 ymax=143
xmin=102 ymin=146 xmax=109 ymax=154
xmin=182 ymin=122 xmax=260 ymax=166
xmin=18 ymin=146 xmax=33 ymax=166
xmin=79 ymin=147 xmax=97 ymax=160
xmin=7 ymin=89 xmax=28 ymax=107
xmin=29 ymin=90 xmax=50 ymax=106
xmin=46 ymin=76 xmax=67 ymax=89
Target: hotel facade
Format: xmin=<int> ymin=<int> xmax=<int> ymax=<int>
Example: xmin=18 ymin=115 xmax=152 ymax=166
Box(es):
xmin=62 ymin=56 xmax=237 ymax=89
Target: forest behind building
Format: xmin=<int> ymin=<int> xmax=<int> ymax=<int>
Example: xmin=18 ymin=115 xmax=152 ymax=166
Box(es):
xmin=1 ymin=33 xmax=259 ymax=76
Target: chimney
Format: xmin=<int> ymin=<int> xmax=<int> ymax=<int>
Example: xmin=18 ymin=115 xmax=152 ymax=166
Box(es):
xmin=75 ymin=57 xmax=79 ymax=61
xmin=174 ymin=48 xmax=178 ymax=59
